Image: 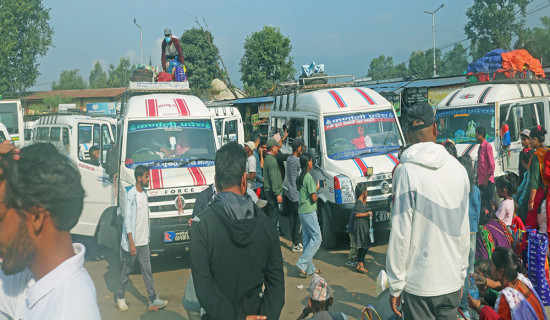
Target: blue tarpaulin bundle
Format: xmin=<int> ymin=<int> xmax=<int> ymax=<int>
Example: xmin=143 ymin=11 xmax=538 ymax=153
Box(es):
xmin=467 ymin=49 xmax=509 ymax=74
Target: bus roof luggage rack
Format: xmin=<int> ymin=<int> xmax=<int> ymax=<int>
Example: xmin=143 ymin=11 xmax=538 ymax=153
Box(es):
xmin=37 ymin=110 xmax=87 ymax=124
xmin=127 ymin=81 xmax=190 ymax=93
xmin=274 ymin=75 xmax=356 ymax=111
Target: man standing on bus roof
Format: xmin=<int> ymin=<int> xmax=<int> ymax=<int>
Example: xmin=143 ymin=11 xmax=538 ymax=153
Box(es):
xmin=161 ymin=28 xmax=184 ymax=72
xmin=116 ymin=165 xmax=168 ymax=312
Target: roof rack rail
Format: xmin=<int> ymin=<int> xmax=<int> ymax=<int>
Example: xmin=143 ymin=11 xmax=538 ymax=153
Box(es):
xmin=36 ymin=110 xmax=87 ymax=125
xmin=270 ymin=75 xmax=357 ymax=112
xmin=126 ymin=81 xmax=190 ymax=93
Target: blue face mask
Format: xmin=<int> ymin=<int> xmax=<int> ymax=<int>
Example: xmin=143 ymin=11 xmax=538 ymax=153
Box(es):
xmin=165 ymin=36 xmax=171 ymax=43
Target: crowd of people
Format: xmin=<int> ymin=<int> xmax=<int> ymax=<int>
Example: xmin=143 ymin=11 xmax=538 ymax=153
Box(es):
xmin=387 ymin=102 xmax=549 ymax=320
xmin=2 ymin=99 xmax=550 ymax=319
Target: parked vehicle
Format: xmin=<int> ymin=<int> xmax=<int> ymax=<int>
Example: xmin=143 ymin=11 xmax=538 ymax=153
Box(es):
xmin=0 ymin=123 xmax=11 ymax=143
xmin=208 ymin=105 xmax=245 ymax=147
xmin=269 ymin=83 xmax=405 ymax=248
xmin=32 ymin=114 xmax=117 ymax=242
xmin=0 ymin=100 xmax=24 ymax=147
xmin=115 ymin=82 xmax=217 ymax=254
xmin=435 ymin=79 xmax=550 ymax=176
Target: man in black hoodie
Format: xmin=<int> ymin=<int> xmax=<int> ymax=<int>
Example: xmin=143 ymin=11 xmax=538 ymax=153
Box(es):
xmin=190 ymin=142 xmax=285 ymax=319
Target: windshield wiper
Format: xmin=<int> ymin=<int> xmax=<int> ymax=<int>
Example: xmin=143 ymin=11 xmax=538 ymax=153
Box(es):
xmin=384 ymin=146 xmax=401 ymax=155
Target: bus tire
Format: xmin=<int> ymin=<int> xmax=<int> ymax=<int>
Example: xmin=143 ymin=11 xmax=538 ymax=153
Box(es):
xmin=320 ymin=204 xmax=336 ymax=249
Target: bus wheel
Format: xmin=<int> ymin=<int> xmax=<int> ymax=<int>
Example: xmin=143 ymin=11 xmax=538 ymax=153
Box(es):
xmin=320 ymin=204 xmax=336 ymax=249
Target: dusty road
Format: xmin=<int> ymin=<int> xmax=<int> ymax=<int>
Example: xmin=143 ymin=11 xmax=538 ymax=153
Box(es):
xmin=84 ymin=215 xmax=390 ymax=320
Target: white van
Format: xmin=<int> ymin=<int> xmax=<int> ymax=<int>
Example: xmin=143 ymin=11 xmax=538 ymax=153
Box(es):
xmin=33 ymin=114 xmax=117 ymax=239
xmin=0 ymin=100 xmax=24 ymax=147
xmin=269 ymin=86 xmax=405 ymax=248
xmin=208 ymin=105 xmax=245 ymax=147
xmin=116 ymin=82 xmax=218 ymax=254
xmin=0 ymin=123 xmax=11 ymax=143
xmin=435 ymin=80 xmax=550 ymax=176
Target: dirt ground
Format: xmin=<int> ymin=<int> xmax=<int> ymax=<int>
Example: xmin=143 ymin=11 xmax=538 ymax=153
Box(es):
xmin=85 ymin=214 xmax=390 ymax=320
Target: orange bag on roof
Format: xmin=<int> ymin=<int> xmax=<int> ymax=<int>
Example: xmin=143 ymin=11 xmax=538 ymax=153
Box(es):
xmin=501 ymin=49 xmax=546 ymax=78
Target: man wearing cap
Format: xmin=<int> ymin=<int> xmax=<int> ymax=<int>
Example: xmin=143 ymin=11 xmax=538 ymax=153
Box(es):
xmin=519 ymin=128 xmax=531 ymax=184
xmin=387 ymin=102 xmax=470 ymax=319
xmin=161 ymin=28 xmax=184 ymax=72
xmin=244 ymin=141 xmax=257 ymax=190
xmin=287 ymin=139 xmax=304 ymax=252
xmin=190 ymin=142 xmax=284 ymax=319
xmin=297 ymin=274 xmax=348 ymax=320
xmin=263 ymin=139 xmax=283 ymax=229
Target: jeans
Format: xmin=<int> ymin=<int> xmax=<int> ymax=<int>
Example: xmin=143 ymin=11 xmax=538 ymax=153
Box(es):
xmin=459 ymin=233 xmax=477 ymax=318
xmin=118 ymin=245 xmax=157 ymax=302
xmin=296 ymin=211 xmax=322 ymax=275
xmin=289 ymin=201 xmax=301 ymax=246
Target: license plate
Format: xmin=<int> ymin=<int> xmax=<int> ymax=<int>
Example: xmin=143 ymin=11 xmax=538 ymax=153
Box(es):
xmin=164 ymin=230 xmax=189 ymax=243
xmin=375 ymin=211 xmax=391 ymax=222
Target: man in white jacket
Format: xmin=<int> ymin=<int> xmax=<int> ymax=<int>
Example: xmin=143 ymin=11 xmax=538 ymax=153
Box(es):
xmin=387 ymin=102 xmax=470 ymax=319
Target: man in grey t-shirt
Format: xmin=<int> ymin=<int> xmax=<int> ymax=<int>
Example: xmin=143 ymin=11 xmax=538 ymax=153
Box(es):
xmin=287 ymin=139 xmax=303 ymax=252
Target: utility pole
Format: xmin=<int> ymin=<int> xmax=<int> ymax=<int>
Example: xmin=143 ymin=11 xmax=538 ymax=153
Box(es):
xmin=424 ymin=4 xmax=444 ymax=77
xmin=133 ymin=19 xmax=142 ymax=64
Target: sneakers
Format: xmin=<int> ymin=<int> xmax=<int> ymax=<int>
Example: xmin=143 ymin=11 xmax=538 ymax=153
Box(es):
xmin=291 ymin=243 xmax=303 ymax=253
xmin=345 ymin=260 xmax=357 ymax=267
xmin=148 ymin=297 xmax=168 ymax=311
xmin=115 ymin=298 xmax=128 ymax=312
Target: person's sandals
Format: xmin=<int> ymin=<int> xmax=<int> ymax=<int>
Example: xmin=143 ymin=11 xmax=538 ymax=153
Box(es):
xmin=298 ymin=268 xmax=307 ymax=278
xmin=356 ymin=264 xmax=368 ymax=274
xmin=313 ymin=269 xmax=321 ymax=275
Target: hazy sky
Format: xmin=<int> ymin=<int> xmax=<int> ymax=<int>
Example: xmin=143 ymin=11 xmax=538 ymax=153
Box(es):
xmin=32 ymin=0 xmax=549 ymax=91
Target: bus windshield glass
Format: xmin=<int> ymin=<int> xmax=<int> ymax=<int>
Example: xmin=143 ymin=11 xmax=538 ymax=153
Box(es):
xmin=125 ymin=120 xmax=216 ymax=168
xmin=436 ymin=106 xmax=495 ymax=144
xmin=324 ymin=111 xmax=403 ymax=160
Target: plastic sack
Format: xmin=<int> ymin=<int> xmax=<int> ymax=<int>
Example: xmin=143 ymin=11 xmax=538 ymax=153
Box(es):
xmin=157 ymin=72 xmax=173 ymax=82
xmin=526 ymin=228 xmax=550 ymax=305
xmin=167 ymin=60 xmax=179 ymax=74
xmin=466 ymin=121 xmax=477 ymax=138
xmin=376 ymin=270 xmax=389 ymax=295
xmin=175 ymin=64 xmax=186 ymax=82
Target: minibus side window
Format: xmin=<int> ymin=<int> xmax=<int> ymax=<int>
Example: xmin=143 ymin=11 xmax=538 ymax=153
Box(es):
xmin=36 ymin=127 xmax=49 ymax=141
xmin=50 ymin=127 xmax=61 ymax=141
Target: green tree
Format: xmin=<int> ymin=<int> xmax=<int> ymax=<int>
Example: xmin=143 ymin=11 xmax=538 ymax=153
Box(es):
xmin=52 ymin=69 xmax=87 ymax=90
xmin=39 ymin=94 xmax=73 ymax=112
xmin=465 ymin=0 xmax=529 ymax=60
xmin=516 ymin=16 xmax=550 ymax=64
xmin=240 ymin=26 xmax=295 ymax=96
xmin=368 ymin=55 xmax=396 ymax=80
xmin=440 ymin=43 xmax=470 ymax=76
xmin=180 ymin=28 xmax=222 ymax=97
xmin=107 ymin=57 xmax=132 ymax=88
xmin=393 ymin=63 xmax=409 ymax=78
xmin=0 ymin=0 xmax=54 ymax=93
xmin=408 ymin=51 xmax=430 ymax=78
xmin=89 ymin=61 xmax=108 ymax=89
